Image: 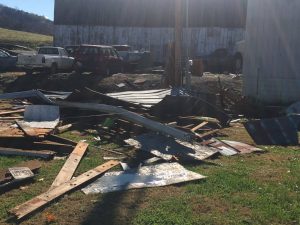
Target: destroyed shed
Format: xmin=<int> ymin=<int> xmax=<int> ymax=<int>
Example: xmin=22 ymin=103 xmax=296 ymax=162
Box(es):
xmin=54 ymin=0 xmax=247 ymax=62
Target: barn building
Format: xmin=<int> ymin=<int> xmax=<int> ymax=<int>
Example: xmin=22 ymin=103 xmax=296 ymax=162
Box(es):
xmin=243 ymin=0 xmax=300 ymax=104
xmin=54 ymin=0 xmax=247 ymax=62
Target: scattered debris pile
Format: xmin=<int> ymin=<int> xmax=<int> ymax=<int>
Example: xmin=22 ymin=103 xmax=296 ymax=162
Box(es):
xmin=1 ymin=86 xmax=297 ymax=222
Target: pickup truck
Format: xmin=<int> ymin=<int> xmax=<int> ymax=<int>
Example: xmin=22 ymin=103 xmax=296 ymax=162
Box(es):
xmin=17 ymin=47 xmax=75 ymax=74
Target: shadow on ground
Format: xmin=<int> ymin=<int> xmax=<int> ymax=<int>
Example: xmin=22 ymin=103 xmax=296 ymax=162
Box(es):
xmin=5 ymin=72 xmax=105 ymax=92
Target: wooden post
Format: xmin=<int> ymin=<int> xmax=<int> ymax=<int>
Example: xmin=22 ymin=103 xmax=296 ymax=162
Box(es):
xmin=175 ymin=0 xmax=183 ymax=87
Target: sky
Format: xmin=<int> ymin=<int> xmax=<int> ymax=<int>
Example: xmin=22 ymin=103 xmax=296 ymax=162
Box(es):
xmin=0 ymin=0 xmax=54 ymax=20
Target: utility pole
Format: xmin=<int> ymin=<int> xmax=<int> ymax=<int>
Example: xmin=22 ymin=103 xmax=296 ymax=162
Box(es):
xmin=185 ymin=0 xmax=191 ymax=90
xmin=174 ymin=0 xmax=183 ymax=87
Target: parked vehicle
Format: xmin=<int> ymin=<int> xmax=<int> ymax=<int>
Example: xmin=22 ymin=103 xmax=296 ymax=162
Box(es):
xmin=17 ymin=47 xmax=75 ymax=74
xmin=113 ymin=45 xmax=152 ymax=72
xmin=233 ymin=40 xmax=245 ymax=73
xmin=65 ymin=45 xmax=80 ymax=57
xmin=73 ymin=45 xmax=124 ymax=75
xmin=0 ymin=49 xmax=17 ymax=71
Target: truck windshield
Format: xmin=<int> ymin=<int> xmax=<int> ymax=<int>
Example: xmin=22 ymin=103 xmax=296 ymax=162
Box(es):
xmin=39 ymin=48 xmax=59 ymax=55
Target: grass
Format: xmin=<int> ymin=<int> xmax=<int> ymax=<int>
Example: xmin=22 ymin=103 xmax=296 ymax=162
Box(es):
xmin=0 ymin=124 xmax=299 ymax=225
xmin=0 ymin=27 xmax=53 ymax=49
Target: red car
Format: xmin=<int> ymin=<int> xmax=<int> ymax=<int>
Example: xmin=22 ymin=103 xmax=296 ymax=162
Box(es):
xmin=73 ymin=45 xmax=124 ymax=75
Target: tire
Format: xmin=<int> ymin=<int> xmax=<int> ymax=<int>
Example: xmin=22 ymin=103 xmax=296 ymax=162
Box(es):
xmin=74 ymin=62 xmax=81 ymax=75
xmin=50 ymin=63 xmax=58 ymax=75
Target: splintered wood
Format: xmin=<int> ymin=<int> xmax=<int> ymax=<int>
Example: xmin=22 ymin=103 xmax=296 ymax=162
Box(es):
xmin=191 ymin=121 xmax=209 ymax=132
xmin=10 ymin=160 xmax=120 ymax=220
xmin=50 ymin=142 xmax=88 ymax=190
xmin=0 ymin=122 xmax=52 ymax=138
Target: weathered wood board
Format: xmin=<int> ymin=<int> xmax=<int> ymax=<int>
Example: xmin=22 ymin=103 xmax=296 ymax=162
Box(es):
xmin=10 ymin=160 xmax=120 ymax=220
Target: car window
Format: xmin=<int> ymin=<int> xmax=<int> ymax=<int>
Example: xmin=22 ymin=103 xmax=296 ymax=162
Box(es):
xmin=0 ymin=51 xmax=8 ymax=57
xmin=110 ymin=49 xmax=118 ymax=57
xmin=39 ymin=48 xmax=59 ymax=55
xmin=61 ymin=49 xmax=69 ymax=56
xmin=103 ymin=48 xmax=110 ymax=57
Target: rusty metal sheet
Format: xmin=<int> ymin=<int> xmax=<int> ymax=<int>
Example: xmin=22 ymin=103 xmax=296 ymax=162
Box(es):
xmin=222 ymin=140 xmax=263 ymax=154
xmin=244 ymin=116 xmax=299 ymax=145
xmin=205 ymin=138 xmax=263 ymax=155
xmin=125 ymin=133 xmax=218 ymax=161
xmin=82 ymin=163 xmax=206 ymax=194
xmin=206 ymin=139 xmax=238 ymax=156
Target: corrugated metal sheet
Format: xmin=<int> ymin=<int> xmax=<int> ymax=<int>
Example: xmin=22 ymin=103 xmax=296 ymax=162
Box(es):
xmin=82 ymin=162 xmax=206 ymax=194
xmin=54 ymin=0 xmax=247 ymax=28
xmin=23 ymin=105 xmax=60 ymax=129
xmin=106 ymin=89 xmax=171 ymax=108
xmin=125 ymin=133 xmax=218 ymax=161
xmin=54 ymin=25 xmax=245 ymax=62
xmin=244 ymin=116 xmax=299 ymax=146
xmin=243 ymin=0 xmax=300 ymax=103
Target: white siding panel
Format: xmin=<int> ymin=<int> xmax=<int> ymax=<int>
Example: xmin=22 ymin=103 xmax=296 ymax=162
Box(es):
xmin=244 ymin=0 xmax=300 ymax=104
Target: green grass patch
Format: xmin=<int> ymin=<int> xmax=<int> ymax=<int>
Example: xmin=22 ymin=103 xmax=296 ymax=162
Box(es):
xmin=0 ymin=27 xmax=53 ymax=48
xmin=0 ymin=129 xmax=299 ymax=225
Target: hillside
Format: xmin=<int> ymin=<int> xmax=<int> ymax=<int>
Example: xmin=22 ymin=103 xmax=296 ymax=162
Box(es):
xmin=0 ymin=4 xmax=53 ymax=35
xmin=0 ymin=28 xmax=53 ymax=48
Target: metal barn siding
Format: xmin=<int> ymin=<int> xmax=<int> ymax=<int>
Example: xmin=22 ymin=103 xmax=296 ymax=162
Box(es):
xmin=243 ymin=0 xmax=300 ymax=104
xmin=54 ymin=26 xmax=245 ymax=62
xmin=54 ymin=0 xmax=247 ymax=62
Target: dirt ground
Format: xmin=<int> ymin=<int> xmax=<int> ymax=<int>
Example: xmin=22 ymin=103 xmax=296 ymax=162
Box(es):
xmin=0 ymin=71 xmax=242 ymax=96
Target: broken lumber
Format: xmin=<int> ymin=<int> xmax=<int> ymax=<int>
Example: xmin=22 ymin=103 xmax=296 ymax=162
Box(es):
xmin=55 ymin=101 xmax=194 ymax=142
xmin=16 ymin=121 xmax=40 ymax=137
xmin=0 ymin=147 xmax=55 ymax=159
xmin=49 ymin=142 xmax=88 ymax=190
xmin=0 ymin=109 xmax=25 ymax=116
xmin=10 ymin=160 xmax=119 ymax=220
xmin=56 ymin=124 xmax=73 ymax=134
xmin=46 ymin=135 xmax=77 ymax=146
xmin=197 ymin=129 xmax=220 ymax=139
xmin=191 ymin=121 xmax=209 ymax=132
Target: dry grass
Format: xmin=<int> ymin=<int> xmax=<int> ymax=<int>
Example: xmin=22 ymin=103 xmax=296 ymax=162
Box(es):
xmin=0 ymin=28 xmax=53 ymax=48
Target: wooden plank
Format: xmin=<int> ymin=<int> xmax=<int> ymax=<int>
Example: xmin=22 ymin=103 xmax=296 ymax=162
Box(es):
xmin=16 ymin=121 xmax=52 ymax=137
xmin=0 ymin=109 xmax=25 ymax=116
xmin=46 ymin=135 xmax=77 ymax=146
xmin=16 ymin=121 xmax=39 ymax=137
xmin=56 ymin=124 xmax=73 ymax=134
xmin=191 ymin=122 xmax=209 ymax=133
xmin=49 ymin=142 xmax=88 ymax=190
xmin=0 ymin=117 xmax=24 ymax=120
xmin=10 ymin=160 xmax=120 ymax=220
xmin=0 ymin=147 xmax=55 ymax=159
xmin=197 ymin=129 xmax=220 ymax=139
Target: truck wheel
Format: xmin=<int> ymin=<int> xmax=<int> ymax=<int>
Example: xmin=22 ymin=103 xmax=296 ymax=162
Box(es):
xmin=74 ymin=63 xmax=81 ymax=75
xmin=50 ymin=63 xmax=58 ymax=75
